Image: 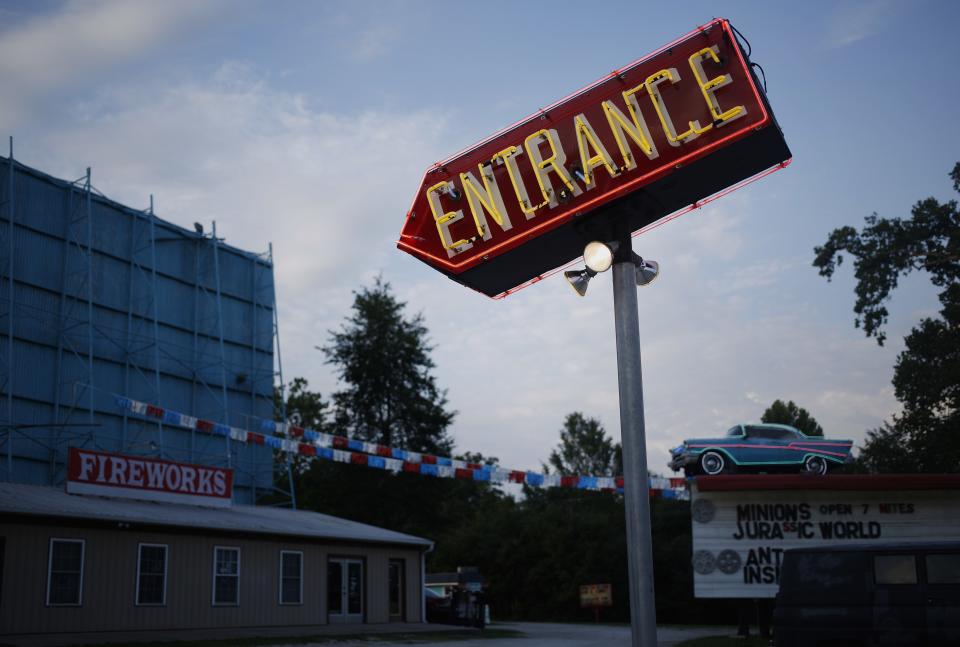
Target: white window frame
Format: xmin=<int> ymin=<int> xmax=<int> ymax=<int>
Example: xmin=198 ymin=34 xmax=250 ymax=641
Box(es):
xmin=46 ymin=538 xmax=85 ymax=607
xmin=212 ymin=545 xmax=241 ymax=606
xmin=278 ymin=550 xmax=304 ymax=605
xmin=135 ymin=543 xmax=168 ymax=606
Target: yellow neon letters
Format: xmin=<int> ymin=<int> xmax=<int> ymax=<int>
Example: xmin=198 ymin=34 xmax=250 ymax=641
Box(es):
xmin=491 ymin=146 xmax=543 ymax=218
xmin=574 ymin=114 xmax=617 ymax=189
xmin=524 ymin=129 xmax=582 ymax=208
xmin=688 ymin=46 xmax=746 ymax=126
xmin=426 ymin=181 xmax=473 ymax=258
xmin=601 ymin=85 xmax=659 ymax=171
xmin=424 ymin=37 xmax=753 ymax=257
xmin=460 ymin=165 xmax=512 ymax=241
xmin=645 ymin=68 xmax=704 ymax=147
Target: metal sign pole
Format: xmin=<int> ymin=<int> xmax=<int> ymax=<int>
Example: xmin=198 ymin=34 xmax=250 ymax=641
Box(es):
xmin=611 ymin=233 xmax=658 ymax=646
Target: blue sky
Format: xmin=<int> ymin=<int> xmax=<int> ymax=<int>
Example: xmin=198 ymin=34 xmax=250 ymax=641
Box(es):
xmin=2 ymin=0 xmax=959 ymax=474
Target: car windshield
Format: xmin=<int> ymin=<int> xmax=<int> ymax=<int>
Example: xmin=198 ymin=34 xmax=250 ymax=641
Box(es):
xmin=725 ymin=426 xmax=742 ymax=437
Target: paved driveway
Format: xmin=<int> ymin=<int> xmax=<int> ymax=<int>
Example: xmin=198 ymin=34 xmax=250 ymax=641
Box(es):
xmin=4 ymin=621 xmax=731 ymax=647
xmin=322 ymin=621 xmax=730 ymax=646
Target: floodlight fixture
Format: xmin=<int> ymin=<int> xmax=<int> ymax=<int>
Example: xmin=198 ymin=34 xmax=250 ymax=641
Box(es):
xmin=564 ymin=267 xmax=596 ymax=297
xmin=583 ymin=241 xmax=617 ymax=273
xmin=635 ymin=258 xmax=660 ymax=287
xmin=566 ymin=241 xmax=660 ymax=297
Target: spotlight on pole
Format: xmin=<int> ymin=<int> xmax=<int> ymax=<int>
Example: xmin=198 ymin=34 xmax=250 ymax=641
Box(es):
xmin=584 ymin=241 xmax=618 ymax=273
xmin=564 ymin=268 xmax=596 ymax=297
xmin=567 ymin=241 xmax=659 ymax=297
xmin=634 ymin=257 xmax=659 ymax=287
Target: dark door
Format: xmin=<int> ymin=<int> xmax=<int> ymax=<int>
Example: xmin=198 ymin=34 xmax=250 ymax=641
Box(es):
xmin=328 ymin=558 xmax=363 ymax=624
xmin=388 ymin=559 xmax=405 ymax=621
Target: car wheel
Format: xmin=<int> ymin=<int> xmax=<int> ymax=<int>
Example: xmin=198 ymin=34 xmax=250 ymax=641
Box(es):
xmin=802 ymin=455 xmax=828 ymax=476
xmin=699 ymin=451 xmax=726 ymax=476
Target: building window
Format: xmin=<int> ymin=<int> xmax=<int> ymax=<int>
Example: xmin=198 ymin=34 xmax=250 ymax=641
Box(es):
xmin=47 ymin=538 xmax=84 ymax=606
xmin=136 ymin=544 xmax=168 ymax=605
xmin=213 ymin=546 xmax=240 ymax=605
xmin=388 ymin=559 xmax=405 ymax=618
xmin=279 ymin=550 xmax=303 ymax=605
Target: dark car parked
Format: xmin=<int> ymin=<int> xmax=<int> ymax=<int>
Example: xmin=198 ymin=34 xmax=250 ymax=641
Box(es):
xmin=774 ymin=542 xmax=960 ymax=646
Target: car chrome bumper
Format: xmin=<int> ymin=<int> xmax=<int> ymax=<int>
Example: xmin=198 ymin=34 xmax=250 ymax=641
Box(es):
xmin=669 ymin=452 xmax=695 ymax=472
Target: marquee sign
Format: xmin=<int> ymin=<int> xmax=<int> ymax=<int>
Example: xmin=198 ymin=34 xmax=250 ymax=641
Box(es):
xmin=398 ymin=18 xmax=791 ymax=297
xmin=690 ymin=475 xmax=960 ymax=598
xmin=66 ymin=447 xmax=233 ymax=508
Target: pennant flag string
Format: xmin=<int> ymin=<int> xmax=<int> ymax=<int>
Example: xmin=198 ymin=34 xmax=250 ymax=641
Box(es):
xmin=114 ymin=396 xmax=688 ymax=499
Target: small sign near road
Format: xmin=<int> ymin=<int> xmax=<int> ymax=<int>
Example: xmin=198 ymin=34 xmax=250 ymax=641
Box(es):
xmin=579 ymin=583 xmax=614 ymax=608
xmin=398 ymin=18 xmax=790 ymax=297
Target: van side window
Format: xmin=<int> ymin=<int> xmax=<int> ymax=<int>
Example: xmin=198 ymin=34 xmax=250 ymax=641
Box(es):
xmin=783 ymin=553 xmax=868 ymax=591
xmin=926 ymin=554 xmax=960 ymax=584
xmin=874 ymin=555 xmax=917 ymax=584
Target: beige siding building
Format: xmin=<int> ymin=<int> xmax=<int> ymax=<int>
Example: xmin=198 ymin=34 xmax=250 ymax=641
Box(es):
xmin=0 ymin=483 xmax=432 ymax=638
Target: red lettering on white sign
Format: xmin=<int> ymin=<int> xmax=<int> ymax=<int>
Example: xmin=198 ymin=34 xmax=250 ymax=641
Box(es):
xmin=66 ymin=448 xmax=233 ymax=507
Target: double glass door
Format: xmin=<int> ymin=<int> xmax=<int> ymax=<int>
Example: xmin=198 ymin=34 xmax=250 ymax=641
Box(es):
xmin=328 ymin=558 xmax=363 ymax=623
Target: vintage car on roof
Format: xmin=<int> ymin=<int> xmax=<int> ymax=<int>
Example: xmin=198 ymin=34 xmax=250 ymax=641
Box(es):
xmin=668 ymin=423 xmax=854 ymax=476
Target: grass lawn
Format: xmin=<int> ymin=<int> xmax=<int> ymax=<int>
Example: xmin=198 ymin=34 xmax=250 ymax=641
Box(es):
xmin=71 ymin=628 xmax=525 ymax=647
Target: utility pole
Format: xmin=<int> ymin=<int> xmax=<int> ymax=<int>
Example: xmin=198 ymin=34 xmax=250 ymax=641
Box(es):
xmin=611 ymin=232 xmax=658 ymax=646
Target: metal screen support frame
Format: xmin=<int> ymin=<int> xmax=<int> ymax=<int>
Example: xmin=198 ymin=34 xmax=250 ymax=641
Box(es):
xmin=267 ymin=242 xmax=296 ymax=509
xmin=210 ymin=221 xmax=231 ymax=466
xmin=1 ymin=138 xmax=14 ymax=481
xmin=51 ymin=167 xmax=95 ymax=482
xmin=189 ymin=222 xmax=231 ymax=469
xmin=121 ymin=195 xmax=164 ymax=457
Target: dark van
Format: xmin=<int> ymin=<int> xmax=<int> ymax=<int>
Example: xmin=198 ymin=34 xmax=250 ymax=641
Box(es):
xmin=774 ymin=542 xmax=960 ymax=646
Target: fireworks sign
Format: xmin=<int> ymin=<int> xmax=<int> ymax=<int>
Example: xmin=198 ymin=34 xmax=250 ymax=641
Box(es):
xmin=66 ymin=447 xmax=233 ymax=507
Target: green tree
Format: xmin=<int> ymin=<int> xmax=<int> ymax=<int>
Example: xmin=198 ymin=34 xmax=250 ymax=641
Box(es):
xmin=322 ymin=276 xmax=454 ymax=454
xmin=272 ymin=377 xmax=330 ymax=477
xmin=275 ymin=377 xmax=329 ymax=430
xmin=813 ymin=162 xmax=960 ymax=472
xmin=286 ymin=379 xmax=504 ymax=539
xmin=547 ymin=412 xmax=622 ymax=476
xmin=761 ymin=399 xmax=824 ymax=436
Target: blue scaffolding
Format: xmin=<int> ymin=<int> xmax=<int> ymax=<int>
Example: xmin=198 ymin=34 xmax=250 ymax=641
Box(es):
xmin=0 ymin=140 xmax=292 ymax=505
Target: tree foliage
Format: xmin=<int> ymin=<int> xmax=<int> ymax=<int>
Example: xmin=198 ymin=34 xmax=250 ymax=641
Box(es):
xmin=277 ymin=377 xmax=329 ymax=431
xmin=813 ymin=162 xmax=960 ymax=472
xmin=813 ymin=163 xmax=960 ymax=346
xmin=547 ymin=412 xmax=622 ymax=476
xmin=288 ymin=276 xmax=733 ymax=623
xmin=286 ymin=372 xmax=726 ymax=623
xmin=322 ymin=276 xmax=454 ymax=454
xmin=760 ymin=399 xmax=823 ymax=437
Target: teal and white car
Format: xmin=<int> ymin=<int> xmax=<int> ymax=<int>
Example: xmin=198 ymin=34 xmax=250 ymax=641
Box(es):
xmin=668 ymin=423 xmax=854 ymax=477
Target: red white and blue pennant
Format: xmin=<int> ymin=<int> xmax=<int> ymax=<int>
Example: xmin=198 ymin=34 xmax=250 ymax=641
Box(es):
xmin=115 ymin=396 xmax=688 ymax=499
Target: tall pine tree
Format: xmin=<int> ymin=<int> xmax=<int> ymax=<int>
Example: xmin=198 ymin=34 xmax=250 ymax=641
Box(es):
xmin=323 ymin=276 xmax=454 ymax=454
xmin=547 ymin=412 xmax=622 ymax=476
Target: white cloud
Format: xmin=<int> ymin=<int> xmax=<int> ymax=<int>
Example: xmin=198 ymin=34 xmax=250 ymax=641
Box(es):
xmin=349 ymin=24 xmax=400 ymax=62
xmin=0 ymin=0 xmax=221 ymax=127
xmin=823 ymin=0 xmax=897 ymax=49
xmin=16 ymin=54 xmax=908 ymax=478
